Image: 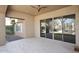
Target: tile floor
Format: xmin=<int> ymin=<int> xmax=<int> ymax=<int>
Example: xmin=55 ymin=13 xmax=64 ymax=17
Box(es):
xmin=0 ymin=38 xmax=76 ymax=53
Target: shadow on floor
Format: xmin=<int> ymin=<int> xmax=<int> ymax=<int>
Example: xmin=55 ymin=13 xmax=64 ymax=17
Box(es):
xmin=6 ymin=35 xmax=24 ymax=42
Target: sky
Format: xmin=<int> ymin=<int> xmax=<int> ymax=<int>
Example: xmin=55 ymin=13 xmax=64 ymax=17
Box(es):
xmin=5 ymin=17 xmax=12 ymax=25
xmin=5 ymin=17 xmax=18 ymax=26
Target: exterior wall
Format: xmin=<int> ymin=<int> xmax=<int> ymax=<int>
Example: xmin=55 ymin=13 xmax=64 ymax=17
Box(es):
xmin=7 ymin=10 xmax=34 ymax=38
xmin=34 ymin=6 xmax=79 ymax=48
xmin=0 ymin=6 xmax=7 ymax=46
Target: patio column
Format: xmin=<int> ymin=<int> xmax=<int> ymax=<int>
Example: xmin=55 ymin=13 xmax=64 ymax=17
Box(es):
xmin=75 ymin=6 xmax=79 ymax=51
xmin=0 ymin=6 xmax=7 ymax=46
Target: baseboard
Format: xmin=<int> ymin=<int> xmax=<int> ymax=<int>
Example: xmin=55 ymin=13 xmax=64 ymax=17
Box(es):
xmin=74 ymin=46 xmax=79 ymax=52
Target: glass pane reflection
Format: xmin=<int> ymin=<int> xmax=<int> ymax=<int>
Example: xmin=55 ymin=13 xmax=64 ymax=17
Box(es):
xmin=53 ymin=17 xmax=62 ymax=41
xmin=63 ymin=18 xmax=75 ymax=35
xmin=54 ymin=18 xmax=62 ymax=33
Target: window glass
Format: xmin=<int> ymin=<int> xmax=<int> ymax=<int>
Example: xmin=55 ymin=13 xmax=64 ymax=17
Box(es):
xmin=53 ymin=18 xmax=62 ymax=33
xmin=63 ymin=17 xmax=75 ymax=35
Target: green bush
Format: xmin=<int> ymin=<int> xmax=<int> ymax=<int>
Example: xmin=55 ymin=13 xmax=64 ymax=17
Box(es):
xmin=6 ymin=25 xmax=14 ymax=35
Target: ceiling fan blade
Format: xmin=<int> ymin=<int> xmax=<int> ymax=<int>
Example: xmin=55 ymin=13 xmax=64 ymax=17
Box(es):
xmin=31 ymin=6 xmax=38 ymax=9
xmin=38 ymin=7 xmax=47 ymax=12
xmin=38 ymin=8 xmax=41 ymax=12
xmin=41 ymin=7 xmax=47 ymax=8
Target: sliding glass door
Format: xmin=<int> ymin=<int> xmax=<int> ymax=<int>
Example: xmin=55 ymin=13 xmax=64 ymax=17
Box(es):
xmin=40 ymin=14 xmax=75 ymax=43
xmin=53 ymin=17 xmax=63 ymax=41
xmin=40 ymin=20 xmax=46 ymax=37
xmin=46 ymin=18 xmax=53 ymax=39
xmin=63 ymin=15 xmax=75 ymax=43
xmin=53 ymin=15 xmax=75 ymax=43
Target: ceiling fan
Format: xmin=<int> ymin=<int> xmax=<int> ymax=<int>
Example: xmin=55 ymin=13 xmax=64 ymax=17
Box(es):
xmin=31 ymin=5 xmax=47 ymax=12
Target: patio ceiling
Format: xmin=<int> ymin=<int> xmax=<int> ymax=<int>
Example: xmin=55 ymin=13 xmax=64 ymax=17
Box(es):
xmin=7 ymin=5 xmax=70 ymax=16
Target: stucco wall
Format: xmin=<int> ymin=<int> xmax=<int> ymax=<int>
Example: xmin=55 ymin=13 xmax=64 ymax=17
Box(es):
xmin=0 ymin=5 xmax=7 ymax=46
xmin=34 ymin=6 xmax=79 ymax=47
xmin=75 ymin=7 xmax=79 ymax=48
xmin=7 ymin=10 xmax=34 ymax=38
